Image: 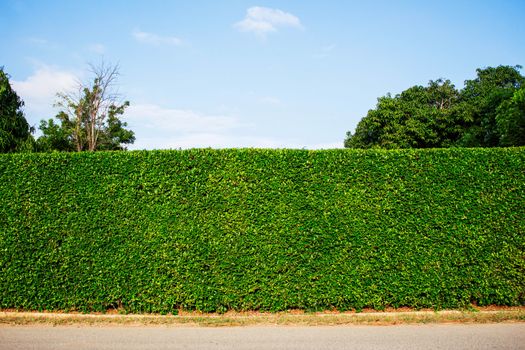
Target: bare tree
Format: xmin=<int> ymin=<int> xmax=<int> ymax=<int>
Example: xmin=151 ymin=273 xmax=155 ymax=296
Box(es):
xmin=54 ymin=61 xmax=132 ymax=151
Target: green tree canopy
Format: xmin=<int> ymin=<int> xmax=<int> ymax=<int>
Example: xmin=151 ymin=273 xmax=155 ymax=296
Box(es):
xmin=36 ymin=114 xmax=75 ymax=152
xmin=0 ymin=67 xmax=33 ymax=152
xmin=456 ymin=65 xmax=525 ymax=147
xmin=495 ymin=87 xmax=525 ymax=146
xmin=345 ymin=65 xmax=524 ymax=148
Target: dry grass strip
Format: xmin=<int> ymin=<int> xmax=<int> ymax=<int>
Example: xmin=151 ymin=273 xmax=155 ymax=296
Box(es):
xmin=1 ymin=309 xmax=524 ymax=327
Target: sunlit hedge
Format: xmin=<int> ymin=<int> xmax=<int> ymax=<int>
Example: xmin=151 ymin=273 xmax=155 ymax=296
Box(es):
xmin=0 ymin=148 xmax=523 ymax=313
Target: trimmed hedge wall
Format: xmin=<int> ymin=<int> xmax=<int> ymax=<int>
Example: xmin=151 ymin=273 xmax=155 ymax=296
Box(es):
xmin=0 ymin=148 xmax=524 ymax=313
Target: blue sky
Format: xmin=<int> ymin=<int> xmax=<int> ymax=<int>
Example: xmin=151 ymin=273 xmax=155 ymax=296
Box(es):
xmin=2 ymin=0 xmax=524 ymax=149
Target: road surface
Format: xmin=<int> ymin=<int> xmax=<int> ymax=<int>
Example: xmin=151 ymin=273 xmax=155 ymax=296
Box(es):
xmin=1 ymin=324 xmax=524 ymax=350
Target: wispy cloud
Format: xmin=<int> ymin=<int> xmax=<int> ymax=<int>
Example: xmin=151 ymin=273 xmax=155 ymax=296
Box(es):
xmin=132 ymin=30 xmax=183 ymax=46
xmin=125 ymin=104 xmax=251 ymax=149
xmin=126 ymin=104 xmax=244 ymax=134
xmin=234 ymin=6 xmax=303 ymax=37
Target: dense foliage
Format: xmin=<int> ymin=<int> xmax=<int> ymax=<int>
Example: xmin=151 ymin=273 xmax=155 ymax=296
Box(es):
xmin=0 ymin=67 xmax=33 ymax=153
xmin=345 ymin=65 xmax=525 ymax=148
xmin=1 ymin=149 xmax=524 ymax=313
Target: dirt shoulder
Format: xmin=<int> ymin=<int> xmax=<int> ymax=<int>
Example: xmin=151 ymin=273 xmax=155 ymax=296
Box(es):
xmin=1 ymin=307 xmax=524 ymax=327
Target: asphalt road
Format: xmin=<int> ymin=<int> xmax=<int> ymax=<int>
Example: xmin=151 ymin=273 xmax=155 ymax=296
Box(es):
xmin=1 ymin=324 xmax=524 ymax=350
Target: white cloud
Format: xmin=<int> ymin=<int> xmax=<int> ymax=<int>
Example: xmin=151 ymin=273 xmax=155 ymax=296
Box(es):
xmin=11 ymin=66 xmax=79 ymax=127
xmin=235 ymin=6 xmax=302 ymax=37
xmin=132 ymin=30 xmax=182 ymax=46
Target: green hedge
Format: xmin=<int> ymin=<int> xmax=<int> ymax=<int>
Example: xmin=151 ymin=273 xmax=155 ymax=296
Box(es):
xmin=0 ymin=148 xmax=524 ymax=313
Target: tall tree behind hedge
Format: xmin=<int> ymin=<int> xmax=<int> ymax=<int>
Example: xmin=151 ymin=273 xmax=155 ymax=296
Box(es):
xmin=495 ymin=87 xmax=525 ymax=146
xmin=0 ymin=67 xmax=33 ymax=153
xmin=457 ymin=65 xmax=525 ymax=147
xmin=345 ymin=65 xmax=525 ymax=148
xmin=37 ymin=62 xmax=135 ymax=152
xmin=345 ymin=79 xmax=461 ymax=148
